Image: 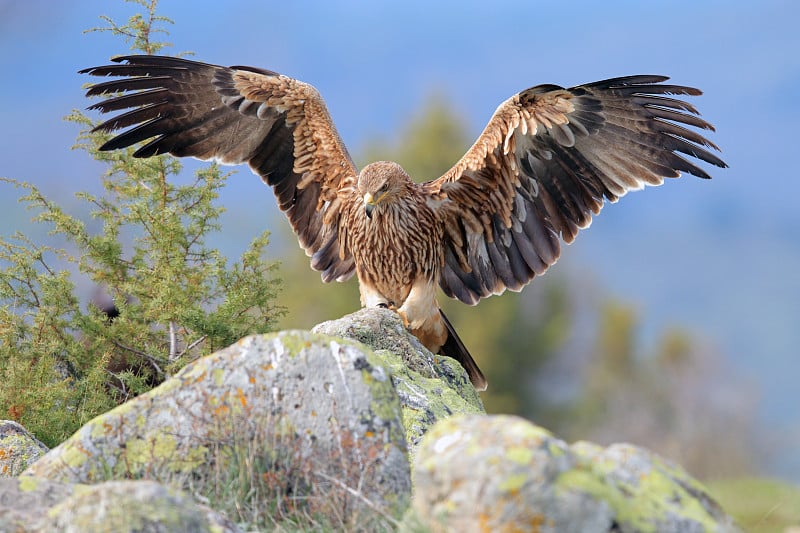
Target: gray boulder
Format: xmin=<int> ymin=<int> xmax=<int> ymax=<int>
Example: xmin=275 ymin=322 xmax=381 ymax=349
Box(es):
xmin=411 ymin=414 xmax=739 ymax=532
xmin=0 ymin=476 xmax=240 ymax=532
xmin=314 ymin=308 xmax=485 ymax=454
xmin=0 ymin=420 xmax=49 ymax=477
xmin=23 ymin=330 xmax=411 ymax=522
xmin=13 ymin=309 xmax=740 ymax=531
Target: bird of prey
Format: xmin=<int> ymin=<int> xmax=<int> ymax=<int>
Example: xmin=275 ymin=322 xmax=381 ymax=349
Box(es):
xmin=81 ymin=55 xmax=727 ymax=391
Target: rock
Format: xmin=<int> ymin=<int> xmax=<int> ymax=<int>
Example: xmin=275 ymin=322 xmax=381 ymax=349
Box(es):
xmin=411 ymin=414 xmax=740 ymax=533
xmin=0 ymin=420 xmax=49 ymax=477
xmin=23 ymin=330 xmax=411 ymax=521
xmin=313 ymin=308 xmax=485 ymax=454
xmin=0 ymin=476 xmax=241 ymax=532
xmin=16 ymin=311 xmax=742 ymax=530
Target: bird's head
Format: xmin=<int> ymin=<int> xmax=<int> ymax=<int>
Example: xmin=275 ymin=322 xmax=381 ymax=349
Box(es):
xmin=357 ymin=161 xmax=412 ymax=219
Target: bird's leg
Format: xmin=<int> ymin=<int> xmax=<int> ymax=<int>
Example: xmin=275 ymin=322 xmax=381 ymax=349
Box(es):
xmin=394 ymin=278 xmax=447 ymax=353
xmin=389 ymin=304 xmax=410 ymax=329
xmin=395 ymin=277 xmax=438 ymax=332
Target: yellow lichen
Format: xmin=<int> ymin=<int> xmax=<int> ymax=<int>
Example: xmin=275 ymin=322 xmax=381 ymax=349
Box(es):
xmin=61 ymin=441 xmax=92 ymax=469
xmin=506 ymin=446 xmax=533 ymax=465
xmin=121 ymin=432 xmax=206 ymax=475
xmin=498 ymin=473 xmax=527 ymax=494
xmin=212 ymin=368 xmax=225 ymax=387
xmin=92 ymin=419 xmax=115 ymax=439
xmin=18 ymin=475 xmax=39 ymax=492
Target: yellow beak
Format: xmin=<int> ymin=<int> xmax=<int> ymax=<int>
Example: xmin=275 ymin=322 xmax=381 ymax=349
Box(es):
xmin=364 ymin=192 xmax=376 ymax=219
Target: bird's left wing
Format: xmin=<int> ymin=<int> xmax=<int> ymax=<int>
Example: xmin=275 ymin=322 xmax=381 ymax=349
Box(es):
xmin=423 ymin=76 xmax=727 ymax=305
xmin=81 ymin=55 xmax=357 ymax=283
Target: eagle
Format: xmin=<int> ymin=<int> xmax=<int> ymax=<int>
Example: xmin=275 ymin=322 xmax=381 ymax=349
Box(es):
xmin=81 ymin=55 xmax=727 ymax=391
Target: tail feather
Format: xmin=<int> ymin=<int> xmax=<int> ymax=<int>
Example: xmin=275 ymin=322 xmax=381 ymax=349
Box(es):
xmin=438 ymin=310 xmax=487 ymax=391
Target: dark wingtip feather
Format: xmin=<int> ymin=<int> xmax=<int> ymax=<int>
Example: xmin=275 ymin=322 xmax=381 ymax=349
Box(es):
xmin=230 ymin=65 xmax=280 ymax=77
xmin=583 ymin=75 xmax=670 ymax=90
xmin=438 ymin=310 xmax=487 ymax=391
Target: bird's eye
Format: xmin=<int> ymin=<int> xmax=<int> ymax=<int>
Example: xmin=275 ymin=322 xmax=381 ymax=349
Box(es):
xmin=378 ymin=183 xmax=389 ymax=193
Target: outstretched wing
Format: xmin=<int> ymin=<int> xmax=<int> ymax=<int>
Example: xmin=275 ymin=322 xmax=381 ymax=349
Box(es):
xmin=424 ymin=76 xmax=727 ymax=305
xmin=81 ymin=55 xmax=356 ymax=283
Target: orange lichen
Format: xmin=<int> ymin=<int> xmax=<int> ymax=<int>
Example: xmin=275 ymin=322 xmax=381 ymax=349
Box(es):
xmin=478 ymin=512 xmax=492 ymax=532
xmin=190 ymin=370 xmax=207 ymax=385
xmin=529 ymin=513 xmax=545 ymax=532
xmin=236 ymin=388 xmax=247 ymax=408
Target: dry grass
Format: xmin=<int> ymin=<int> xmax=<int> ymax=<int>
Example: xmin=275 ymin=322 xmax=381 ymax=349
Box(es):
xmin=149 ymin=409 xmax=405 ymax=532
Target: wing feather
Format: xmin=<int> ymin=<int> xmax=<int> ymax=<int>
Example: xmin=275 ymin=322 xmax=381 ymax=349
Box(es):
xmin=81 ymin=55 xmax=357 ymax=283
xmin=425 ymin=76 xmax=727 ymax=304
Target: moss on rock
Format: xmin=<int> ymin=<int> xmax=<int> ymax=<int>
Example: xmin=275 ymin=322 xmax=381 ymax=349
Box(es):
xmin=412 ymin=414 xmax=739 ymax=532
xmin=0 ymin=477 xmax=240 ymax=532
xmin=314 ymin=308 xmax=485 ymax=455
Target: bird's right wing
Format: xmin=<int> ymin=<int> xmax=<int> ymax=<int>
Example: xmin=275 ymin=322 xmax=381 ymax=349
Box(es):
xmin=82 ymin=55 xmax=357 ymax=282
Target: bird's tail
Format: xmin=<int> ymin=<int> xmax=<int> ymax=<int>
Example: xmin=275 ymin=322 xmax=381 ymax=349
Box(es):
xmin=438 ymin=310 xmax=487 ymax=391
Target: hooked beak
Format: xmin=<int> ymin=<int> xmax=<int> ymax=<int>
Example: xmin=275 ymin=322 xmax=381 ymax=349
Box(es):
xmin=364 ymin=192 xmax=376 ymax=219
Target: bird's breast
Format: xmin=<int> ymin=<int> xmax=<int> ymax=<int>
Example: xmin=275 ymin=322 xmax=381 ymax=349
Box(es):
xmin=350 ymin=200 xmax=443 ymax=305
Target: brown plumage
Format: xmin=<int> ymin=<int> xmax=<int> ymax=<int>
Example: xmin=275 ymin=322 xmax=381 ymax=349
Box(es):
xmin=81 ymin=55 xmax=728 ymax=391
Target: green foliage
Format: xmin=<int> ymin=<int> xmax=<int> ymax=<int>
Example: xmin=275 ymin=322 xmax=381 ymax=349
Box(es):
xmin=84 ymin=0 xmax=173 ymax=55
xmin=0 ymin=235 xmax=117 ymax=443
xmin=0 ymin=1 xmax=283 ymax=447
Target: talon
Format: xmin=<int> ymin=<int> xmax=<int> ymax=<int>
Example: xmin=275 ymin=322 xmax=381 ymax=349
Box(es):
xmin=395 ymin=308 xmax=410 ymax=329
xmin=377 ymin=302 xmax=389 ymax=309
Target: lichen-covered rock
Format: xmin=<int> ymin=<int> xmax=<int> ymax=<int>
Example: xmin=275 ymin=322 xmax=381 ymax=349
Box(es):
xmin=411 ymin=414 xmax=740 ymax=533
xmin=313 ymin=308 xmax=485 ymax=454
xmin=0 ymin=476 xmax=241 ymax=532
xmin=0 ymin=476 xmax=73 ymax=531
xmin=23 ymin=331 xmax=411 ymax=518
xmin=0 ymin=420 xmax=49 ymax=477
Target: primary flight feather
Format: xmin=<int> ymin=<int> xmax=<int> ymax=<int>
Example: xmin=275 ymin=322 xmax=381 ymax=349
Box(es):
xmin=81 ymin=55 xmax=727 ymax=391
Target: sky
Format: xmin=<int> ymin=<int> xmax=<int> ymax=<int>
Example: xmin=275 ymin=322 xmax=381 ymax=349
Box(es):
xmin=1 ymin=0 xmax=799 ymax=479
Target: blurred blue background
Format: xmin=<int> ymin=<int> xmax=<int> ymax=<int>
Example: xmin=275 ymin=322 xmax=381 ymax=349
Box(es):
xmin=1 ymin=1 xmax=798 ymax=480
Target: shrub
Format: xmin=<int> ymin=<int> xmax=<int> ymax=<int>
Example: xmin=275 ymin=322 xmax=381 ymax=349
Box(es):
xmin=0 ymin=0 xmax=284 ymax=447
